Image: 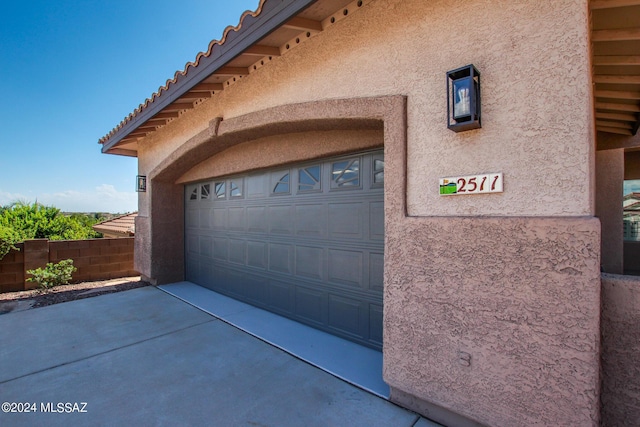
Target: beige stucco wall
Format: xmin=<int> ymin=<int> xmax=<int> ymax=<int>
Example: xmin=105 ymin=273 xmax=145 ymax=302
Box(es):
xmin=601 ymin=273 xmax=640 ymax=426
xmin=177 ymin=129 xmax=383 ymax=184
xmin=129 ymin=0 xmax=600 ymax=425
xmin=137 ymin=0 xmax=593 ymax=218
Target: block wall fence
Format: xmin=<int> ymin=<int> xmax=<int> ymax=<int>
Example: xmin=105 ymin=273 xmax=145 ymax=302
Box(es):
xmin=0 ymin=238 xmax=137 ymax=293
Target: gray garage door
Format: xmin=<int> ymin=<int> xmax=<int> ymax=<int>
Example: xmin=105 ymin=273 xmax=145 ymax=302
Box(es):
xmin=185 ymin=150 xmax=384 ymax=349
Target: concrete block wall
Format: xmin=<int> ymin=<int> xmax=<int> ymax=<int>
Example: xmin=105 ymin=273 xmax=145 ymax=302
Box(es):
xmin=0 ymin=238 xmax=137 ymax=293
xmin=0 ymin=243 xmax=25 ymax=293
xmin=601 ymin=273 xmax=640 ymax=427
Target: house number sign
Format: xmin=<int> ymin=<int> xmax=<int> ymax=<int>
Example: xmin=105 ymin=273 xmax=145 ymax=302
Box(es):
xmin=439 ymin=173 xmax=503 ymax=196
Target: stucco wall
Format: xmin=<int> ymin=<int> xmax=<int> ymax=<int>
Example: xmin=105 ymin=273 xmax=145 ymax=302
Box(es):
xmin=137 ymin=0 xmax=593 ymax=218
xmin=596 ymin=149 xmax=624 ymax=274
xmin=601 ymin=273 xmax=640 ymax=426
xmin=129 ymin=0 xmax=599 ymax=425
xmin=384 ymin=217 xmax=601 ymax=426
xmin=177 ymin=129 xmax=383 ymax=183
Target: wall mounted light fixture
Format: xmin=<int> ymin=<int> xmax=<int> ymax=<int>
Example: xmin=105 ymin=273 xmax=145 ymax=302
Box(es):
xmin=447 ymin=64 xmax=481 ymax=132
xmin=136 ymin=175 xmax=147 ymax=192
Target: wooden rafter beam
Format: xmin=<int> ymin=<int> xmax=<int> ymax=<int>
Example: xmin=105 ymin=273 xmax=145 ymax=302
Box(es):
xmin=592 ymin=28 xmax=640 ymax=42
xmin=243 ymin=45 xmax=281 ymax=57
xmin=128 ymin=130 xmax=150 ymax=137
xmin=595 ymin=101 xmax=640 ymax=112
xmin=137 ymin=124 xmax=159 ymax=131
xmin=596 ymin=89 xmax=640 ymax=100
xmin=151 ymin=111 xmax=180 ymax=119
xmin=191 ymin=83 xmax=224 ymax=92
xmin=594 ymin=55 xmax=640 ymax=65
xmin=598 ymin=126 xmax=634 ymax=135
xmin=596 ymin=111 xmax=638 ymax=121
xmin=146 ymin=118 xmax=170 ymax=124
xmin=597 ymin=120 xmax=634 ymax=129
xmin=591 ymin=0 xmax=640 ymax=9
xmin=163 ymin=102 xmax=195 ymax=112
xmin=180 ymin=92 xmax=214 ymax=100
xmin=594 ymin=75 xmax=640 ymax=84
xmin=283 ymin=17 xmax=323 ymax=32
xmin=213 ymin=67 xmax=250 ymax=76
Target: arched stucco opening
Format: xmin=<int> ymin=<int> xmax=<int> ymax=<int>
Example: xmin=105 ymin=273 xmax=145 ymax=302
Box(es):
xmin=135 ymin=96 xmax=407 ymax=285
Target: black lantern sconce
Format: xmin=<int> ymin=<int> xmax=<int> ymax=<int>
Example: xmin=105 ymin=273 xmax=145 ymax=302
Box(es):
xmin=136 ymin=175 xmax=147 ymax=193
xmin=447 ymin=64 xmax=481 ymax=132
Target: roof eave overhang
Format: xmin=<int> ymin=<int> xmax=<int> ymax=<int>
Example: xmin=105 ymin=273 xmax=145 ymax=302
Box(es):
xmin=101 ymin=0 xmax=318 ymax=155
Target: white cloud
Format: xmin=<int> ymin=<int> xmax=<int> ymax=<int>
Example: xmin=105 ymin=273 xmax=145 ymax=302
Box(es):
xmin=0 ymin=185 xmax=137 ymax=213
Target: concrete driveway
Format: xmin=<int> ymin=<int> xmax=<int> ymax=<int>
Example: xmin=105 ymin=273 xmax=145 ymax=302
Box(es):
xmin=0 ymin=286 xmax=432 ymax=426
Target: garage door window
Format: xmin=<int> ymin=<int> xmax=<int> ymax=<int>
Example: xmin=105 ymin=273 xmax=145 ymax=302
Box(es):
xmin=373 ymin=158 xmax=384 ymax=186
xmin=230 ymin=179 xmax=243 ymax=198
xmin=332 ymin=158 xmax=360 ymax=189
xmin=189 ymin=187 xmax=198 ymax=200
xmin=214 ymin=182 xmax=226 ymax=199
xmin=200 ymin=184 xmax=210 ymax=200
xmin=298 ymin=165 xmax=321 ymax=193
xmin=273 ymin=172 xmax=291 ymax=194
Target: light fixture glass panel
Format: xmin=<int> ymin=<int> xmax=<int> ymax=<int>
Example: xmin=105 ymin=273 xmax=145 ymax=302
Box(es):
xmin=453 ymin=77 xmax=472 ymax=119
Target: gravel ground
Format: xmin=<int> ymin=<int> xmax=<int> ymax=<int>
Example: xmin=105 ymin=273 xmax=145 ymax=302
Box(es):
xmin=0 ymin=276 xmax=149 ymax=315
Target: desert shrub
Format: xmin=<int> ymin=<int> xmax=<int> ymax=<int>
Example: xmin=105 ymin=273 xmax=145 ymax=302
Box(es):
xmin=0 ymin=224 xmax=19 ymax=260
xmin=27 ymin=259 xmax=77 ymax=291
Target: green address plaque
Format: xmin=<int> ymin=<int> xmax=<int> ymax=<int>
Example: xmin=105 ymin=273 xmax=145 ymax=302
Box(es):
xmin=440 ymin=173 xmax=503 ymax=196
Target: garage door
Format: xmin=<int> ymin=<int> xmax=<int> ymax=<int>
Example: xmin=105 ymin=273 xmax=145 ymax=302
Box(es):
xmin=185 ymin=150 xmax=384 ymax=349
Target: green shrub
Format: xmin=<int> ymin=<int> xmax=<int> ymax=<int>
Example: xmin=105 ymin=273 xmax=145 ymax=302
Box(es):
xmin=27 ymin=259 xmax=77 ymax=291
xmin=0 ymin=225 xmax=19 ymax=260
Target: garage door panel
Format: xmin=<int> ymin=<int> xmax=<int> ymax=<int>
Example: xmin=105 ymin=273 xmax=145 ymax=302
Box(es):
xmin=370 ymin=201 xmax=384 ymax=241
xmin=247 ymin=174 xmax=267 ymax=198
xmin=199 ymin=208 xmax=211 ymax=229
xmin=295 ymin=245 xmax=324 ymax=281
xmin=185 ymin=150 xmax=384 ymax=350
xmin=294 ymin=204 xmax=326 ymax=238
xmin=187 ymin=210 xmax=199 ymax=229
xmin=328 ymin=294 xmax=362 ymax=337
xmin=268 ymin=243 xmax=293 ymax=275
xmin=328 ymin=202 xmax=363 ymax=240
xmin=369 ymin=304 xmax=383 ymax=346
xmin=268 ymin=205 xmax=293 ymax=235
xmin=199 ymin=236 xmax=213 ymax=259
xmin=369 ymin=252 xmax=384 ymax=292
xmin=269 ymin=279 xmax=294 ymax=313
xmin=328 ymin=249 xmax=363 ymax=288
xmin=186 ymin=234 xmax=198 ymax=255
xmin=226 ymin=269 xmax=247 ymax=298
xmin=212 ymin=208 xmax=227 ymax=230
xmin=247 ymin=241 xmax=267 ymax=270
xmin=295 ymin=286 xmax=326 ymax=325
xmin=247 ymin=206 xmax=267 ymax=233
xmin=228 ymin=239 xmax=246 ymax=265
xmin=213 ymin=237 xmax=228 ymax=261
xmin=244 ymin=272 xmax=269 ymax=304
xmin=228 ymin=207 xmax=245 ymax=232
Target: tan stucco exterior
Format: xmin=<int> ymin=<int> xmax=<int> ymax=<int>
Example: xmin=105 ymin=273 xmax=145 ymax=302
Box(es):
xmin=137 ymin=0 xmax=594 ymax=218
xmin=601 ymin=273 xmax=640 ymax=426
xmin=124 ymin=0 xmax=607 ymax=425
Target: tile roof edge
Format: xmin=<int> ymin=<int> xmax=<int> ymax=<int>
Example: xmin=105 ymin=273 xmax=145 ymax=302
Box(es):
xmin=98 ymin=0 xmax=268 ymax=146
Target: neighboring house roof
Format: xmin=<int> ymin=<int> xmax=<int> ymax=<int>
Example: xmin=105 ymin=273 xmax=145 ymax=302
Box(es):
xmin=93 ymin=212 xmax=138 ymax=237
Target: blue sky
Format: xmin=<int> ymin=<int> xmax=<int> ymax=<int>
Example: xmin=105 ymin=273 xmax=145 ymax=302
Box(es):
xmin=0 ymin=0 xmax=259 ymax=213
